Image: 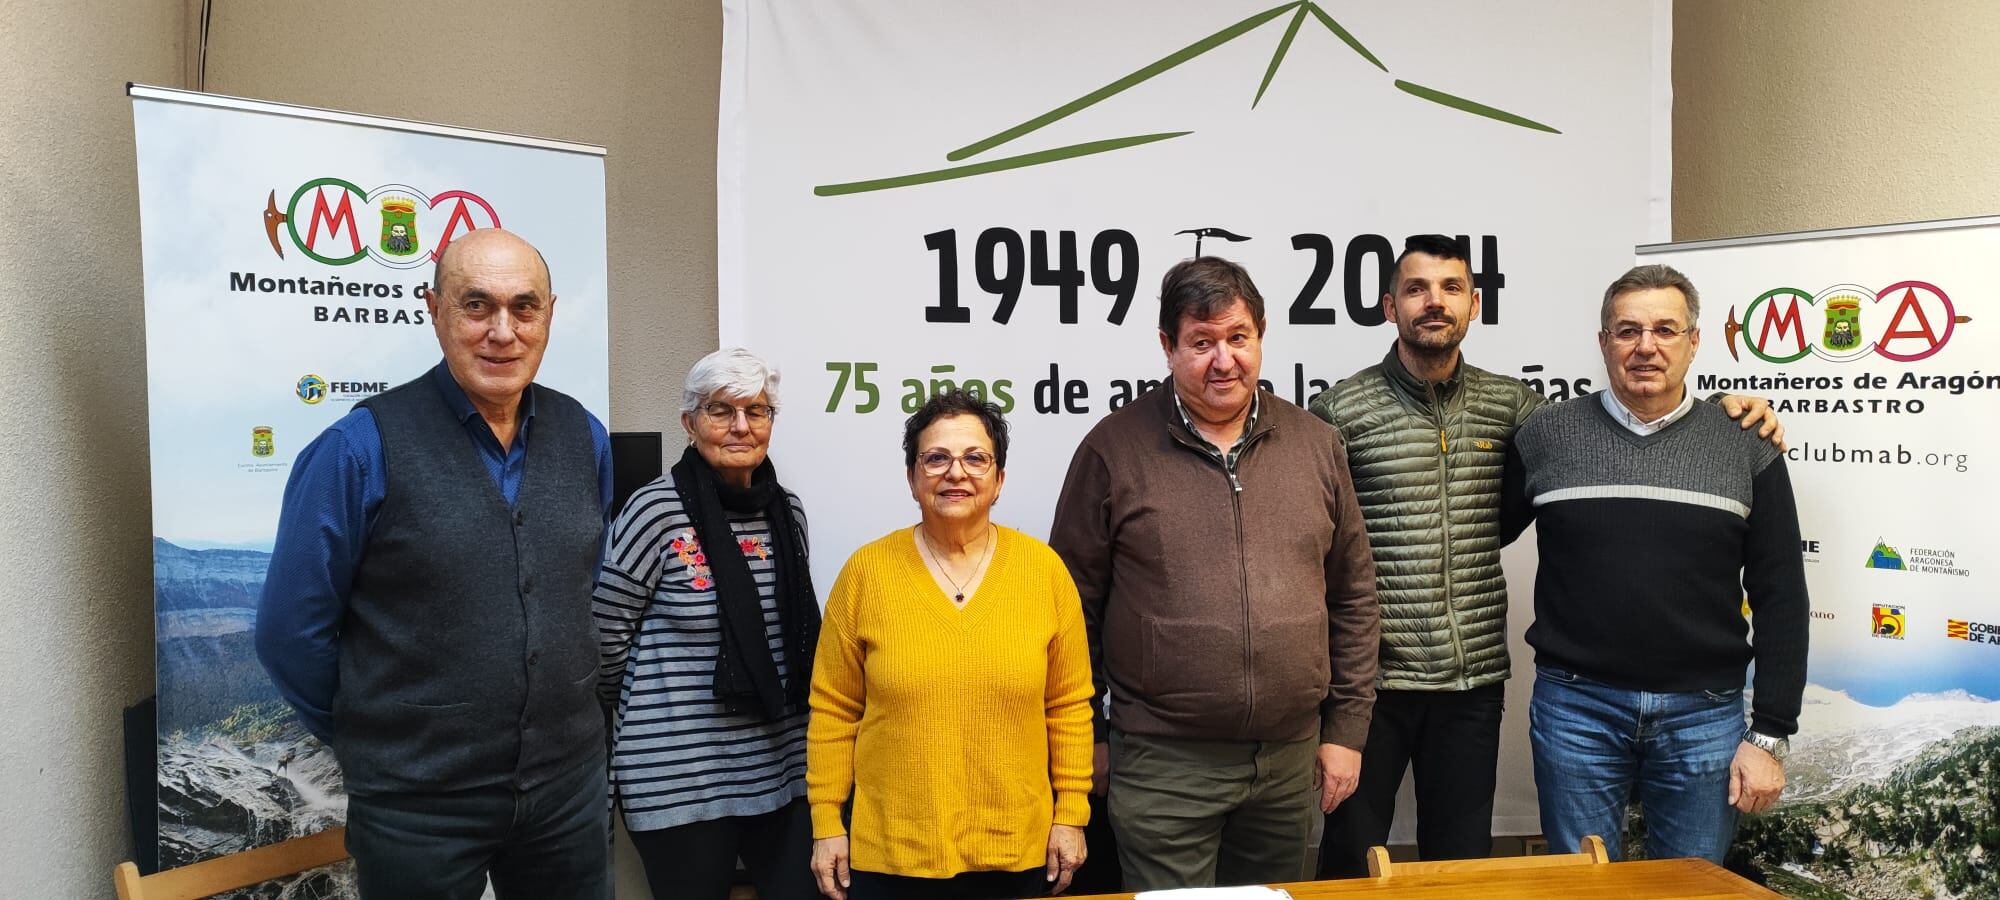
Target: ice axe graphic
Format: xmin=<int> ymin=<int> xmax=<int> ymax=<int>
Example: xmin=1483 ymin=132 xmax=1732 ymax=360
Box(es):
xmin=263 ymin=190 xmax=287 ymax=260
xmin=1176 ymin=227 xmax=1250 ymax=257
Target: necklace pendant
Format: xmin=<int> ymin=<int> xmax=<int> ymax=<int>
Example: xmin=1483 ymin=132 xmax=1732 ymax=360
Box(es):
xmin=954 ymin=592 xmax=965 ymax=603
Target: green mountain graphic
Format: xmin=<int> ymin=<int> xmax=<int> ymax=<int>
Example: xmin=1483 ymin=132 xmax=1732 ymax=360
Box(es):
xmin=815 ymin=1 xmax=1560 ymax=196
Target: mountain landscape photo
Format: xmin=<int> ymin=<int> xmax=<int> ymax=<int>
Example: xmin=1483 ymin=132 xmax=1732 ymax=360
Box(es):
xmin=154 ymin=538 xmax=354 ymax=898
xmin=1732 ymin=685 xmax=2000 ymax=899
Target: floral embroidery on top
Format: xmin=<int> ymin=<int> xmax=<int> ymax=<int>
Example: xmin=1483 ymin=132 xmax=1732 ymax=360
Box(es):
xmin=670 ymin=528 xmax=771 ymax=592
xmin=671 ymin=529 xmax=713 ymax=591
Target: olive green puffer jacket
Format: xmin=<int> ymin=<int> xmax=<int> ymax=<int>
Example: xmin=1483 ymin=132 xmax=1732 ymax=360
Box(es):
xmin=1309 ymin=347 xmax=1545 ymax=691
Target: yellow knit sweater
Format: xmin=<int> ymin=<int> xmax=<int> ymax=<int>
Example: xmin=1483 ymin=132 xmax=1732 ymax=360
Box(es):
xmin=806 ymin=525 xmax=1095 ymax=878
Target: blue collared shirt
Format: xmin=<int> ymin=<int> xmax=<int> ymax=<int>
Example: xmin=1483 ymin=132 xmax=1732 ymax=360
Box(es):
xmin=255 ymin=362 xmax=614 ymax=740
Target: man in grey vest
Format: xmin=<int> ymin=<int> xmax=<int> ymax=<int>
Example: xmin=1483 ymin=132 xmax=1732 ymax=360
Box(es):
xmin=258 ymin=228 xmax=614 ymax=898
xmin=1309 ymin=238 xmax=1782 ymax=876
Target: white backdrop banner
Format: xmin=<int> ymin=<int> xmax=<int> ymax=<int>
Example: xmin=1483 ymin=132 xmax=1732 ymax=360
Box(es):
xmin=132 ymin=87 xmax=609 ymax=887
xmin=1644 ymin=220 xmax=2000 ymax=897
xmin=721 ymin=1 xmax=1664 ymax=839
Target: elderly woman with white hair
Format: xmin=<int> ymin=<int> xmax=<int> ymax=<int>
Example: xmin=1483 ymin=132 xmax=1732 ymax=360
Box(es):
xmin=594 ymin=347 xmax=820 ymax=899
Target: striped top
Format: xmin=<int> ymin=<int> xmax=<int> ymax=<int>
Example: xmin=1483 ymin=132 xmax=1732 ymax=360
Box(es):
xmin=593 ymin=471 xmax=809 ymax=831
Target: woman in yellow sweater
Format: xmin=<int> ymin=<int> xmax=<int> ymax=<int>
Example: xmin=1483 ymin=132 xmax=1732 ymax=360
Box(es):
xmin=807 ymin=389 xmax=1094 ymax=899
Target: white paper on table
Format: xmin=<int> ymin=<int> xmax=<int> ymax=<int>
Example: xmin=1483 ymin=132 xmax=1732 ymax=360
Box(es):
xmin=1133 ymin=889 xmax=1293 ymax=900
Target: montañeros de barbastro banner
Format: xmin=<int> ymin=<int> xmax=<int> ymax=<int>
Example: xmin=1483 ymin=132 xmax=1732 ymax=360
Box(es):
xmin=1647 ymin=221 xmax=2000 ymax=898
xmin=720 ymin=0 xmax=1667 ymax=838
xmin=132 ymin=86 xmax=609 ymax=893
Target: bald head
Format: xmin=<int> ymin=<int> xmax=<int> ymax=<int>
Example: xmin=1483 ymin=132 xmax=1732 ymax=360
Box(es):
xmin=424 ymin=228 xmax=559 ymax=420
xmin=430 ymin=228 xmax=552 ymax=298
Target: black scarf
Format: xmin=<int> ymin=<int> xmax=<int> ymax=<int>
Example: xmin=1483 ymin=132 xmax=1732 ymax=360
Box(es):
xmin=672 ymin=444 xmax=820 ymax=720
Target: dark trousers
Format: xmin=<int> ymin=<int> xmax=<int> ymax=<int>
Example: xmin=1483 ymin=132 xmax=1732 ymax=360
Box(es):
xmin=848 ymin=868 xmax=1045 ymax=900
xmin=1109 ymin=731 xmax=1318 ymax=889
xmin=343 ymin=757 xmax=611 ymax=900
xmin=1318 ymin=684 xmax=1505 ymax=878
xmin=627 ymin=798 xmax=816 ymax=900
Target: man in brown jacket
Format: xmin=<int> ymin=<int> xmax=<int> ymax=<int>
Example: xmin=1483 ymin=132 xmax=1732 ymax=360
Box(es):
xmin=1050 ymin=256 xmax=1379 ymax=889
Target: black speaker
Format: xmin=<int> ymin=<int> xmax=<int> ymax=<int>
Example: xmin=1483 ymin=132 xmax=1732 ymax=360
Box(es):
xmin=610 ymin=431 xmax=664 ymax=516
xmin=124 ymin=695 xmax=159 ymax=875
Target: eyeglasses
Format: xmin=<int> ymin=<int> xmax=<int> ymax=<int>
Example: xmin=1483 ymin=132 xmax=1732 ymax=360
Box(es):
xmin=917 ymin=449 xmax=996 ymax=477
xmin=1603 ymin=324 xmax=1693 ymax=345
xmin=699 ymin=402 xmax=776 ymax=425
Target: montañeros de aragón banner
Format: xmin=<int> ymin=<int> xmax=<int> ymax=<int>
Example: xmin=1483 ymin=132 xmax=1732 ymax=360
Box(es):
xmin=132 ymin=86 xmax=608 ymax=893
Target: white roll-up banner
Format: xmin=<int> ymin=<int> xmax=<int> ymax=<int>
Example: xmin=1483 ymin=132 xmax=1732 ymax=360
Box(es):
xmin=132 ymin=85 xmax=609 ymax=891
xmin=1644 ymin=218 xmax=2000 ymax=896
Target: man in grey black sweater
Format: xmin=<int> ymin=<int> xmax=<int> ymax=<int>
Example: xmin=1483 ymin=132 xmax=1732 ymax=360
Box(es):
xmin=1504 ymin=264 xmax=1808 ymax=864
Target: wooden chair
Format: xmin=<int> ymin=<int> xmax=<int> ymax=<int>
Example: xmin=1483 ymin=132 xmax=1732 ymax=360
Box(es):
xmin=114 ymin=827 xmax=349 ymax=900
xmin=1367 ymin=834 xmax=1610 ymax=877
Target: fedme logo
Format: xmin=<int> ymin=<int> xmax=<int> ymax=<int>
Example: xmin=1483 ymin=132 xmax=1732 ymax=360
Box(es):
xmin=297 ymin=374 xmax=387 ymax=404
xmin=296 ymin=374 xmax=328 ymax=404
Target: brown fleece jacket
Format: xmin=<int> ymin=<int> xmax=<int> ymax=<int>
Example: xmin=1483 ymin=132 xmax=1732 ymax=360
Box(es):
xmin=1049 ymin=386 xmax=1379 ymax=748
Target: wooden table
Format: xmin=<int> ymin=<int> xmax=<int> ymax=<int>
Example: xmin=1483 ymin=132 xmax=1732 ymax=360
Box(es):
xmin=1066 ymin=858 xmax=1784 ymax=899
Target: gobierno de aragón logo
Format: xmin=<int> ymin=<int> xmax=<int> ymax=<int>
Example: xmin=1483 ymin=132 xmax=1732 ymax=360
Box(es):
xmin=813 ymin=1 xmax=1560 ymax=196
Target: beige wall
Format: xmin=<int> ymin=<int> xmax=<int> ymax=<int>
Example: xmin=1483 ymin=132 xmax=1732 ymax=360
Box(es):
xmin=0 ymin=1 xmax=187 ymax=896
xmin=1674 ymin=0 xmax=2000 ymax=241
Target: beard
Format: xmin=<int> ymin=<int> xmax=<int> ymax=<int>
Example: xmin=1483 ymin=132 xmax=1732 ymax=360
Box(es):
xmin=1399 ymin=314 xmax=1468 ymax=359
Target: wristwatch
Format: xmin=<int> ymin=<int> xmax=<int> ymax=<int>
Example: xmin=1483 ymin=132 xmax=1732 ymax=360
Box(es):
xmin=1743 ymin=729 xmax=1789 ymax=762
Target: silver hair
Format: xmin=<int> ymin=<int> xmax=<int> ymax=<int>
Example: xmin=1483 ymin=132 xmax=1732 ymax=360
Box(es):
xmin=681 ymin=347 xmax=781 ymax=414
xmin=1601 ymin=264 xmax=1700 ymax=328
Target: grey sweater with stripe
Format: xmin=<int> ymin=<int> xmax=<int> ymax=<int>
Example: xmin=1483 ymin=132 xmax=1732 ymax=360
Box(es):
xmin=1506 ymin=394 xmax=1810 ymax=737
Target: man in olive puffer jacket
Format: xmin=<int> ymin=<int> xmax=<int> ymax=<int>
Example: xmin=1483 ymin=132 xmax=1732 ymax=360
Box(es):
xmin=1308 ymin=235 xmax=1782 ymax=877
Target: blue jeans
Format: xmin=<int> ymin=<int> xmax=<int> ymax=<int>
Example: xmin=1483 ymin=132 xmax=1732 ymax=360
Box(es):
xmin=1529 ymin=665 xmax=1743 ymax=863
